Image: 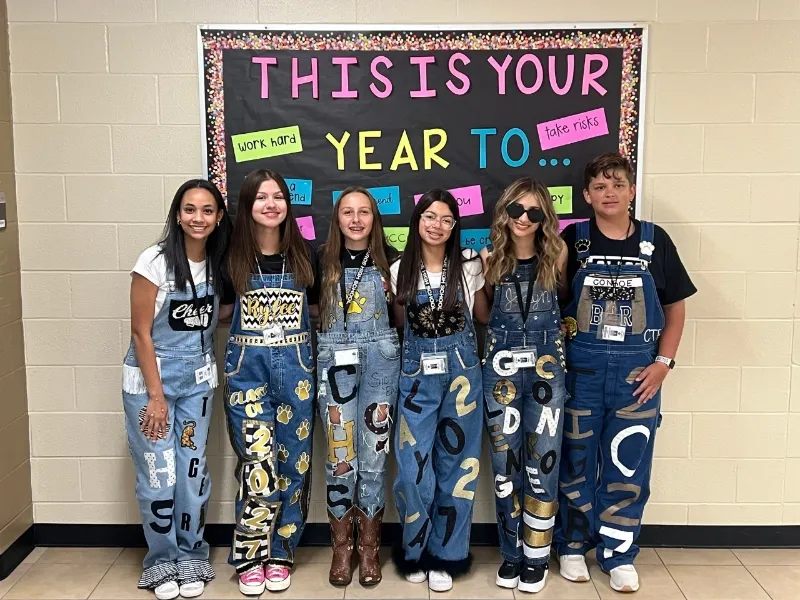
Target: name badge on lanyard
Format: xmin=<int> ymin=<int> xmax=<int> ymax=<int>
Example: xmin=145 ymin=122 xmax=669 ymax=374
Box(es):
xmin=340 ymin=249 xmax=371 ymax=332
xmin=419 ymin=257 xmax=450 ymax=375
xmin=421 ymin=352 xmax=448 ymax=375
xmin=195 ymin=354 xmax=216 ymax=385
xmin=335 ymin=347 xmax=360 ymax=366
xmin=512 ymin=269 xmax=535 ymax=351
xmin=511 ymin=347 xmax=537 ymax=368
xmin=599 ymin=301 xmax=626 ymax=342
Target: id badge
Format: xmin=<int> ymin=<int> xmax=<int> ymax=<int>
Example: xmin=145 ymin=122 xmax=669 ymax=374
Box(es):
xmin=421 ymin=352 xmax=448 ymax=375
xmin=335 ymin=347 xmax=360 ymax=366
xmin=598 ymin=303 xmax=626 ymax=342
xmin=262 ymin=324 xmax=284 ymax=343
xmin=195 ymin=363 xmax=213 ymax=385
xmin=511 ymin=347 xmax=536 ymax=368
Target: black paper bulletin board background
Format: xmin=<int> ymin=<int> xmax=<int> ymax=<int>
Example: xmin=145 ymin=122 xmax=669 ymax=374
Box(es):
xmin=200 ymin=26 xmax=646 ymax=251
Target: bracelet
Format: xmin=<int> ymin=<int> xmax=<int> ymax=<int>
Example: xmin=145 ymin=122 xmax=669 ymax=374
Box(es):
xmin=655 ymin=355 xmax=675 ymax=369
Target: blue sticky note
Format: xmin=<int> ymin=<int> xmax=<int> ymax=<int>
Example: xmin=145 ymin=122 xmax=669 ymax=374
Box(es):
xmin=460 ymin=228 xmax=491 ymax=252
xmin=286 ymin=178 xmax=312 ymax=205
xmin=332 ymin=185 xmax=401 ymax=216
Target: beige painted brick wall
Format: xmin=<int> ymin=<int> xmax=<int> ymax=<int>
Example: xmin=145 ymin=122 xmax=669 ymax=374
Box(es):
xmin=7 ymin=0 xmax=800 ymax=526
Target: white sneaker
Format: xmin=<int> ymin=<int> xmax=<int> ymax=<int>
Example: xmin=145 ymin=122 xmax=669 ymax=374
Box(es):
xmin=428 ymin=570 xmax=453 ymax=592
xmin=154 ymin=580 xmax=179 ymax=600
xmin=406 ymin=570 xmax=427 ymax=584
xmin=610 ymin=564 xmax=640 ymax=593
xmin=558 ymin=555 xmax=590 ymax=582
xmin=178 ymin=581 xmax=204 ymax=598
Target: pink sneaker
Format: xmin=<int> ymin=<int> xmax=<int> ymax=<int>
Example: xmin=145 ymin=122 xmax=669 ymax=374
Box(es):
xmin=238 ymin=565 xmax=265 ymax=596
xmin=265 ymin=565 xmax=291 ymax=591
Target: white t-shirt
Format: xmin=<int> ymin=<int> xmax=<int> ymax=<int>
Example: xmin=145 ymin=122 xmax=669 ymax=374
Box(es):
xmin=131 ymin=245 xmax=208 ymax=316
xmin=390 ymin=248 xmax=484 ymax=314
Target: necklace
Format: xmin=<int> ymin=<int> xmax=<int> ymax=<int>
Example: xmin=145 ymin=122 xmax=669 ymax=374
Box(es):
xmin=344 ymin=246 xmax=366 ymax=260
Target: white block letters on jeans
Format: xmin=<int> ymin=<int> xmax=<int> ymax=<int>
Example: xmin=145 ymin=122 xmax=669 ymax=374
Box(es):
xmin=610 ymin=425 xmax=650 ymax=478
xmin=145 ymin=448 xmax=176 ymax=488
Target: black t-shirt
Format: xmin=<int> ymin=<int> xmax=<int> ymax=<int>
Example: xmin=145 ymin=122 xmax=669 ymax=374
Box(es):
xmin=311 ymin=244 xmax=399 ymax=302
xmin=221 ymin=243 xmax=319 ymax=305
xmin=561 ymin=218 xmax=696 ymax=307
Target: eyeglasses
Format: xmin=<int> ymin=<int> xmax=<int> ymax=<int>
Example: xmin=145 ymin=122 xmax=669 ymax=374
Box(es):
xmin=505 ymin=202 xmax=545 ymax=223
xmin=421 ymin=212 xmax=456 ymax=230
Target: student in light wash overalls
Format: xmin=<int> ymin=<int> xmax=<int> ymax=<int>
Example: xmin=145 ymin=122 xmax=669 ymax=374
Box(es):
xmin=123 ymin=179 xmax=231 ymax=600
xmin=315 ymin=186 xmax=401 ymax=587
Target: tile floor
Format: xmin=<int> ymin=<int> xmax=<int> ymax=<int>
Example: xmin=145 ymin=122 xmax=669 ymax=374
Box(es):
xmin=1 ymin=546 xmax=799 ymax=599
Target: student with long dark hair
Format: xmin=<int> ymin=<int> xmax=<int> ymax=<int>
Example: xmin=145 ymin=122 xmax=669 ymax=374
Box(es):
xmin=391 ymin=189 xmax=487 ymax=593
xmin=222 ymin=169 xmax=317 ymax=595
xmin=316 ymin=186 xmax=400 ymax=587
xmin=123 ymin=179 xmax=231 ymax=600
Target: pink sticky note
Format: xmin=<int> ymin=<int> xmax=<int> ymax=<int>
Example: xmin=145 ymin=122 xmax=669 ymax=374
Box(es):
xmin=558 ymin=218 xmax=588 ymax=232
xmin=537 ymin=108 xmax=609 ymax=151
xmin=414 ymin=184 xmax=484 ymax=217
xmin=295 ymin=215 xmax=315 ymax=240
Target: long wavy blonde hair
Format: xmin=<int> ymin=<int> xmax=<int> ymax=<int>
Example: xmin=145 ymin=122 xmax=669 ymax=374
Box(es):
xmin=485 ymin=177 xmax=563 ymax=290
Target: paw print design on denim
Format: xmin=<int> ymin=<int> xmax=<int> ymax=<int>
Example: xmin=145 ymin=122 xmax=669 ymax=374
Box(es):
xmin=290 ymin=488 xmax=301 ymax=504
xmin=338 ymin=290 xmax=368 ymax=314
xmin=295 ymin=451 xmax=310 ymax=474
xmin=276 ymin=474 xmax=291 ymax=491
xmin=294 ymin=380 xmax=311 ymax=401
xmin=296 ymin=419 xmax=310 ymax=440
xmin=277 ymin=523 xmax=297 ymax=538
xmin=277 ymin=444 xmax=289 ymax=463
xmin=276 ymin=404 xmax=293 ymax=424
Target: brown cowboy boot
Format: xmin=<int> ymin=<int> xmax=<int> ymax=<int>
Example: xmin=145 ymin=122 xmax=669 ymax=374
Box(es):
xmin=356 ymin=506 xmax=383 ymax=586
xmin=328 ymin=508 xmax=355 ymax=586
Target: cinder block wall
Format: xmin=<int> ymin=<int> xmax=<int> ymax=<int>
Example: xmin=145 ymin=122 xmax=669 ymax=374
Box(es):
xmin=7 ymin=0 xmax=800 ymax=526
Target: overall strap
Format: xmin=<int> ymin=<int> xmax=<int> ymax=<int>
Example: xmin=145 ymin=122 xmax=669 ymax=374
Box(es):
xmin=575 ymin=219 xmax=591 ymax=262
xmin=638 ymin=220 xmax=656 ymax=264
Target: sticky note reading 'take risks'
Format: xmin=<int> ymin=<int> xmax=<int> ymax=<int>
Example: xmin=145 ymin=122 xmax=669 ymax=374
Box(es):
xmin=232 ymin=126 xmax=303 ymax=163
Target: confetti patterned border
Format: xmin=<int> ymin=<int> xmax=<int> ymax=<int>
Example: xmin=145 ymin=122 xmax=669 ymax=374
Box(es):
xmin=201 ymin=29 xmax=644 ymax=199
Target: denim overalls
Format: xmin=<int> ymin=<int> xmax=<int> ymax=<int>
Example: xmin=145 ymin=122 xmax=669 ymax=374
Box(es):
xmin=482 ymin=257 xmax=566 ymax=567
xmin=122 ymin=271 xmax=219 ymax=589
xmin=317 ymin=263 xmax=400 ymax=520
xmin=223 ymin=270 xmax=315 ymax=573
xmin=393 ymin=282 xmax=484 ymax=573
xmin=554 ymin=220 xmax=664 ymax=572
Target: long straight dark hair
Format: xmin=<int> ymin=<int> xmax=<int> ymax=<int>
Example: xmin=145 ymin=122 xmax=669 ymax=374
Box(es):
xmin=395 ymin=189 xmax=469 ymax=311
xmin=228 ymin=169 xmax=314 ymax=296
xmin=159 ymin=179 xmax=232 ymax=291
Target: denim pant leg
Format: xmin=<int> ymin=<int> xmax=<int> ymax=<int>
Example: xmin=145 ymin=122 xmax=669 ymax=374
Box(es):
xmin=123 ymin=387 xmax=179 ymax=588
xmin=482 ymin=362 xmax=525 ymax=564
xmin=172 ymin=366 xmax=215 ymax=583
xmin=318 ymin=344 xmax=359 ymax=519
xmin=428 ymin=354 xmax=484 ymax=564
xmin=356 ymin=336 xmax=400 ymax=517
xmin=595 ymin=351 xmax=661 ymax=572
xmin=521 ymin=343 xmax=566 ymax=566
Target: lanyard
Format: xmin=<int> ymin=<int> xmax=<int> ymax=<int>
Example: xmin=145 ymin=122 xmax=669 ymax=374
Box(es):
xmin=338 ymin=249 xmax=371 ymax=332
xmin=419 ymin=256 xmax=448 ymax=337
xmin=512 ymin=268 xmax=535 ymax=348
xmin=186 ymin=260 xmax=209 ymax=355
xmin=605 ymin=219 xmax=633 ymax=287
xmin=256 ymin=254 xmax=285 ymax=326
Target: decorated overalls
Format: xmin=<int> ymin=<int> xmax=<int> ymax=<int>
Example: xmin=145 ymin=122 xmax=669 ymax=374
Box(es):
xmin=555 ymin=220 xmax=663 ymax=572
xmin=223 ymin=265 xmax=315 ymax=573
xmin=317 ymin=252 xmax=400 ymax=576
xmin=393 ymin=262 xmax=484 ymax=573
xmin=122 ymin=269 xmax=218 ymax=589
xmin=482 ymin=254 xmax=566 ymax=568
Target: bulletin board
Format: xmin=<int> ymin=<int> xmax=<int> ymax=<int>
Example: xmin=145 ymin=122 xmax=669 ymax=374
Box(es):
xmin=199 ymin=25 xmax=647 ymax=250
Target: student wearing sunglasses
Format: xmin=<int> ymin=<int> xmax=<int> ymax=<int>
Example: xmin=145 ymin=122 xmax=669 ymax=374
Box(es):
xmin=479 ymin=178 xmax=568 ymax=594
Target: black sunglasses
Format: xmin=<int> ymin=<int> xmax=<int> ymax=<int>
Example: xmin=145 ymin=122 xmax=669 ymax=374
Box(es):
xmin=505 ymin=202 xmax=545 ymax=223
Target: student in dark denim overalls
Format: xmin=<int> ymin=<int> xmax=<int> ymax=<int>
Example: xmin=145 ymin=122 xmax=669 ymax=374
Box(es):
xmin=221 ymin=169 xmax=317 ymax=596
xmin=315 ymin=187 xmax=401 ymax=587
xmin=554 ymin=154 xmax=696 ymax=593
xmin=390 ymin=190 xmax=488 ymax=593
xmin=479 ymin=178 xmax=568 ymax=594
xmin=124 ymin=180 xmax=231 ymax=600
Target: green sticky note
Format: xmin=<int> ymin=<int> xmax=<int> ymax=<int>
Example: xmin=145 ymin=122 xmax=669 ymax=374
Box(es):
xmin=384 ymin=227 xmax=409 ymax=251
xmin=231 ymin=126 xmax=303 ymax=163
xmin=548 ymin=186 xmax=573 ymax=215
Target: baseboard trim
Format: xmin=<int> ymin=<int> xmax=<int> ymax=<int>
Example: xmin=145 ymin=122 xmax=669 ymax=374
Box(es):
xmin=0 ymin=526 xmax=34 ymax=581
xmin=26 ymin=523 xmax=800 ymax=551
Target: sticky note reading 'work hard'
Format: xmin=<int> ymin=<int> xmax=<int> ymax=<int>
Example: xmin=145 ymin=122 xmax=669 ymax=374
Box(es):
xmin=414 ymin=185 xmax=484 ymax=217
xmin=537 ymin=108 xmax=609 ymax=151
xmin=295 ymin=215 xmax=315 ymax=240
xmin=286 ymin=178 xmax=312 ymax=205
xmin=333 ymin=185 xmax=401 ymax=216
xmin=547 ymin=186 xmax=573 ymax=215
xmin=460 ymin=229 xmax=491 ymax=252
xmin=231 ymin=126 xmax=303 ymax=162
xmin=384 ymin=227 xmax=409 ymax=251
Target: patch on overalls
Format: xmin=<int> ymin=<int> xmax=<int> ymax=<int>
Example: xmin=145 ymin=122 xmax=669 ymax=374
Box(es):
xmin=242 ymin=420 xmax=274 ymax=459
xmin=240 ymin=456 xmax=277 ymax=497
xmin=536 ymin=355 xmax=557 ymax=380
xmin=295 ymin=451 xmax=310 ymax=474
xmin=625 ymin=367 xmax=645 ymax=385
xmin=493 ymin=379 xmax=517 ymax=405
xmin=276 ymin=474 xmax=291 ymax=491
xmin=180 ymin=421 xmax=197 ymax=451
xmin=277 ymin=523 xmax=297 ymax=538
xmin=240 ymin=288 xmax=303 ymax=331
xmin=232 ymin=529 xmax=270 ymax=563
xmin=450 ymin=375 xmax=476 ymax=416
xmin=138 ymin=407 xmax=171 ymax=435
xmin=327 ymin=415 xmax=356 ymax=475
xmin=295 ymin=379 xmax=312 ymax=401
xmin=290 ymin=488 xmax=302 ymax=504
xmin=535 ymin=407 xmax=561 ymax=438
xmin=339 ymin=290 xmax=367 ymax=314
xmin=277 ymin=444 xmax=289 ymax=463
xmin=398 ymin=415 xmax=416 ymax=449
xmin=296 ymin=419 xmax=311 ymax=440
xmin=236 ymin=497 xmax=280 ymax=535
xmin=276 ymin=404 xmax=293 ymax=424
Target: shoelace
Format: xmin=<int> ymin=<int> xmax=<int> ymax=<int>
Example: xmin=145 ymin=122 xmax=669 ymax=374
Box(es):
xmin=241 ymin=566 xmax=263 ymax=582
xmin=266 ymin=567 xmax=287 ymax=580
